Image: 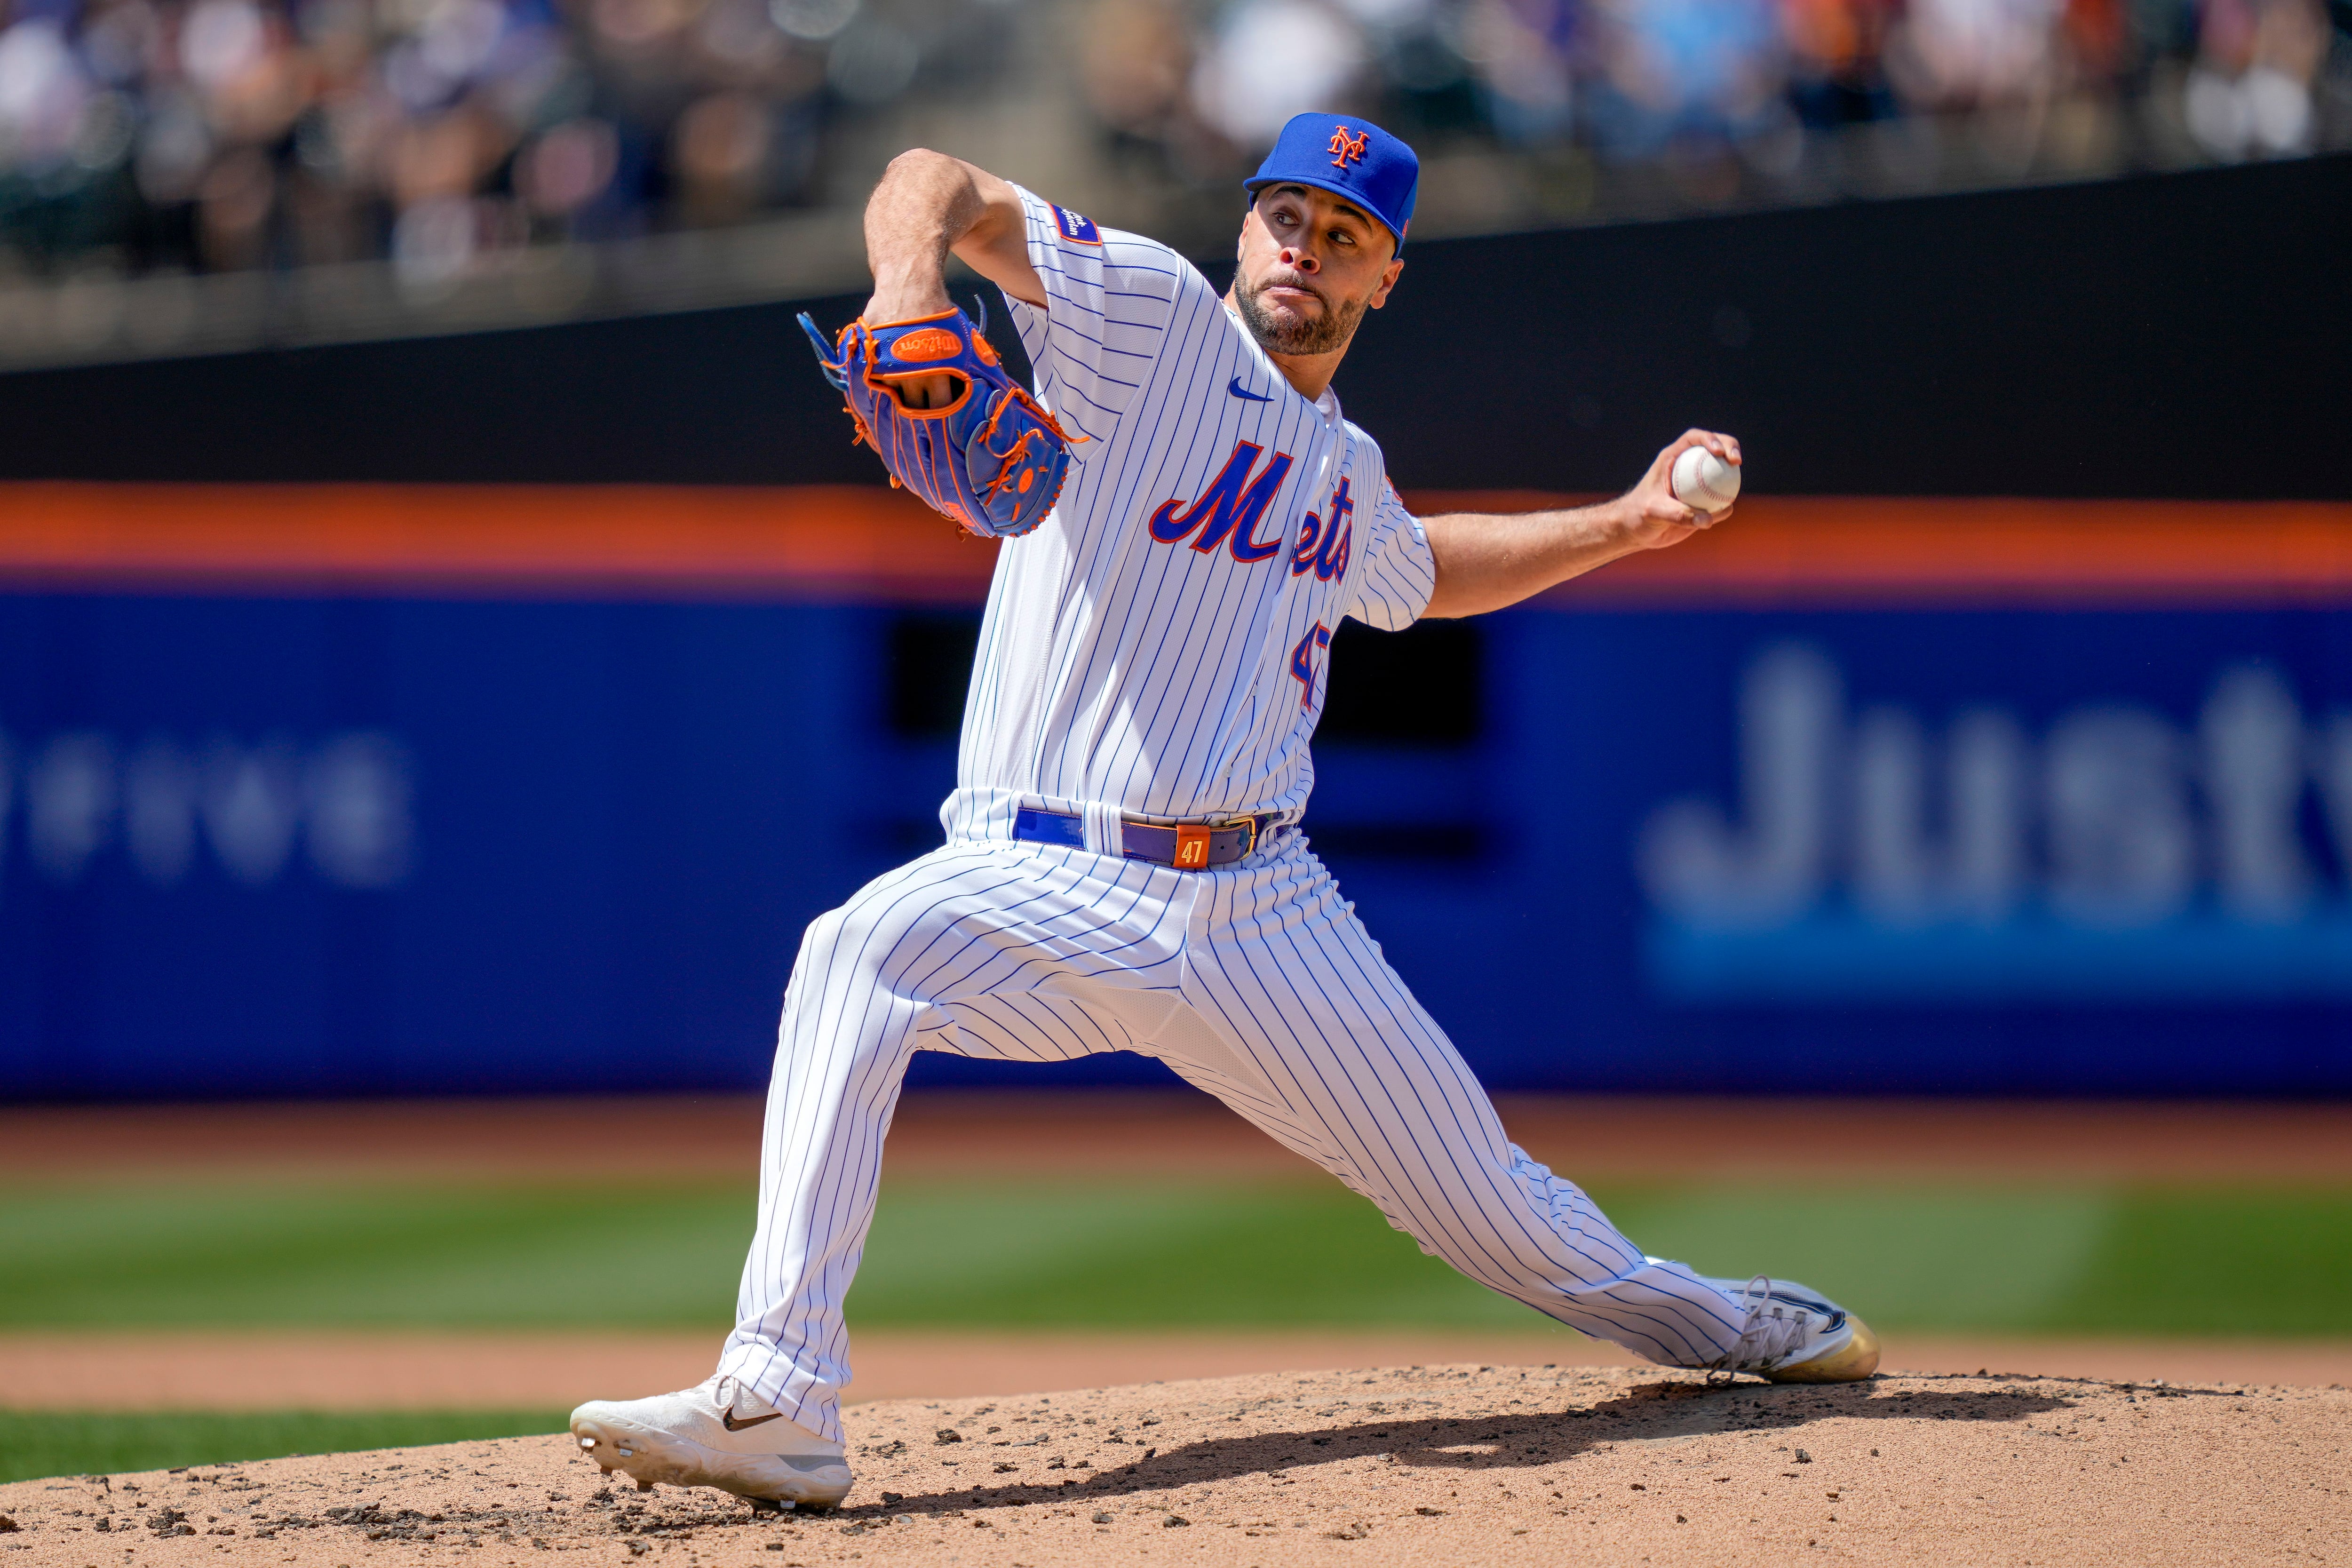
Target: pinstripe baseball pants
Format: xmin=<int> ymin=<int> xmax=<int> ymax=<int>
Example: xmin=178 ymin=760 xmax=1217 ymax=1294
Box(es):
xmin=716 ymin=832 xmax=1750 ymax=1441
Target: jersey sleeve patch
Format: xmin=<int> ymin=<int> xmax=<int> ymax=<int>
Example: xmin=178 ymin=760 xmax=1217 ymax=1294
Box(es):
xmin=1051 ymin=204 xmax=1103 ymax=245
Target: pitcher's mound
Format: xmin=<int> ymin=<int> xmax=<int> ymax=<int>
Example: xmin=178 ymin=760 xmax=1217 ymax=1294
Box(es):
xmin=4 ymin=1363 xmax=2341 ymax=1565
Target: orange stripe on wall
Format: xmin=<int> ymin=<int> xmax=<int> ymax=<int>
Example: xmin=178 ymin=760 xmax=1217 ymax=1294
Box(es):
xmin=0 ymin=483 xmax=1000 ymax=602
xmin=1412 ymin=494 xmax=2352 ymax=606
xmin=0 ymin=484 xmax=2347 ymax=605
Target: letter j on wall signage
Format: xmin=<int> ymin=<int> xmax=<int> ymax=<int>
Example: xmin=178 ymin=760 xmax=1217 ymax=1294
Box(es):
xmin=1637 ymin=643 xmax=2352 ymax=1003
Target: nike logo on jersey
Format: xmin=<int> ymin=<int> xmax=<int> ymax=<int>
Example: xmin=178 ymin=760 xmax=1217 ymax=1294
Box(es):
xmin=1227 ymin=377 xmax=1273 ymax=402
xmin=721 ymin=1409 xmax=787 ymax=1432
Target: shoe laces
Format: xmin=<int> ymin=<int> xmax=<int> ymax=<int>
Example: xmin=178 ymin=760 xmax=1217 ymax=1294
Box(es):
xmin=709 ymin=1374 xmax=762 ymax=1418
xmin=1710 ymin=1276 xmax=1814 ymax=1380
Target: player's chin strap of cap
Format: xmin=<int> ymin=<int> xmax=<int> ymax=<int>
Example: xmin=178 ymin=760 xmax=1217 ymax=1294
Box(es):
xmin=1014 ymin=806 xmax=1265 ymax=870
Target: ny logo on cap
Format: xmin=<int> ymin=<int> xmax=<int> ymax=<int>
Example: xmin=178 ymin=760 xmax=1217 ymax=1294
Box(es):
xmin=1327 ymin=126 xmax=1368 ymax=168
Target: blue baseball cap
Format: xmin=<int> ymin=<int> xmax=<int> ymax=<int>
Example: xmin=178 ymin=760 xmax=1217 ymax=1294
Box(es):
xmin=1244 ymin=112 xmax=1419 ymax=254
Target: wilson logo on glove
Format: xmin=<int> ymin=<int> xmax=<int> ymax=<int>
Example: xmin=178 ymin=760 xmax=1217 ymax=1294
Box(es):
xmin=888 ymin=327 xmax=965 ymax=362
xmin=798 ymin=302 xmax=1081 ymax=541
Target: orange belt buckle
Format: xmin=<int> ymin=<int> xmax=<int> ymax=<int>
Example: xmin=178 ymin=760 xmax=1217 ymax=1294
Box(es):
xmin=1173 ymin=824 xmax=1214 ymax=869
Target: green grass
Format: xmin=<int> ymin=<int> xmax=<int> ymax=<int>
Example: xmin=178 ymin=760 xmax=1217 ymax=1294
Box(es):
xmin=1592 ymin=1184 xmax=2352 ymax=1336
xmin=0 ymin=1181 xmax=758 ymax=1328
xmin=3 ymin=1176 xmax=2347 ymax=1337
xmin=0 ymin=1409 xmax=565 ymax=1485
xmin=848 ymin=1183 xmax=1528 ymax=1327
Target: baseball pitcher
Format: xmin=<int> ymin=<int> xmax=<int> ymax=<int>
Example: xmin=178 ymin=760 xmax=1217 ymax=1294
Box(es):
xmin=571 ymin=112 xmax=1877 ymax=1509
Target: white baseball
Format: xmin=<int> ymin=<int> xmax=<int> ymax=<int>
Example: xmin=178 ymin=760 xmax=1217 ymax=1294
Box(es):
xmin=1671 ymin=446 xmax=1741 ymax=513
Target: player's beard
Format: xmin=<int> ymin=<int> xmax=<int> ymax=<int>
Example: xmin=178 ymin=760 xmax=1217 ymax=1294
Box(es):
xmin=1234 ymin=272 xmax=1368 ymax=357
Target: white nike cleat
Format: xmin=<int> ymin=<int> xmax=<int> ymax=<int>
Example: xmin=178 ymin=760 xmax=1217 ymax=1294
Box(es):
xmin=1701 ymin=1275 xmax=1882 ymax=1383
xmin=569 ymin=1374 xmax=851 ymax=1508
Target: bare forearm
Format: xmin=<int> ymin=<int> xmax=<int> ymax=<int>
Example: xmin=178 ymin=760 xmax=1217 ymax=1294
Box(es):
xmin=862 ymin=151 xmax=987 ymax=322
xmin=1421 ymin=429 xmax=1740 ymax=617
xmin=859 ymin=150 xmax=1043 ymax=329
xmin=1421 ymin=500 xmax=1643 ymax=618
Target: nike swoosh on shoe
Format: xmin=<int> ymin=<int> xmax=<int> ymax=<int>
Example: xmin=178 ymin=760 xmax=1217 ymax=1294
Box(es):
xmin=721 ymin=1409 xmax=787 ymax=1432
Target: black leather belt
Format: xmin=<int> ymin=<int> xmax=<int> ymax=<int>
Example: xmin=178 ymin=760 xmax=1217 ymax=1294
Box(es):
xmin=1013 ymin=806 xmax=1266 ymax=870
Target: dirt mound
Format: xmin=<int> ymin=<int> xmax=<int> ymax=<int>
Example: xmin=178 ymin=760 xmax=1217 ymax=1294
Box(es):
xmin=3 ymin=1363 xmax=2341 ymax=1566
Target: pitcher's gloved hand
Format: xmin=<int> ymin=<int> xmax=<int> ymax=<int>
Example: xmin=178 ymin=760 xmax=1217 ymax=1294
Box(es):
xmin=799 ymin=302 xmax=1079 ymax=540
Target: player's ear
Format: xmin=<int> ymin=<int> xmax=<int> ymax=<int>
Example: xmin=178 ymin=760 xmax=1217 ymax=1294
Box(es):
xmin=1368 ymin=257 xmax=1403 ymax=310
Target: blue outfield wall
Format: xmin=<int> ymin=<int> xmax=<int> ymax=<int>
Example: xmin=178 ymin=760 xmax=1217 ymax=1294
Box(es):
xmin=1 ymin=592 xmax=2348 ymax=1101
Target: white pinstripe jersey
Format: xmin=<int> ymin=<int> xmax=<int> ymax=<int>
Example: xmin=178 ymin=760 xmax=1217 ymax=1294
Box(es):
xmin=942 ymin=186 xmax=1438 ymax=843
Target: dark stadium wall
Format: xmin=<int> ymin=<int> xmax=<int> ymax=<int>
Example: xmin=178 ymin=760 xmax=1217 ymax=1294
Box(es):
xmin=0 ymin=155 xmax=2346 ymax=497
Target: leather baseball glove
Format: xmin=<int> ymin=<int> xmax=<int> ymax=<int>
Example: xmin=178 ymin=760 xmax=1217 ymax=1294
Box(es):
xmin=798 ymin=303 xmax=1078 ymax=540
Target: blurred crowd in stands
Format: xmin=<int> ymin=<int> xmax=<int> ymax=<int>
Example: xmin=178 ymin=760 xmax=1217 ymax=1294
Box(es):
xmin=0 ymin=0 xmax=2344 ymax=281
xmin=1124 ymin=0 xmax=2344 ymax=167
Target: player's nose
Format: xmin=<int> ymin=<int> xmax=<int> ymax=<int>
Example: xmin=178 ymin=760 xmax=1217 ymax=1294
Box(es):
xmin=1279 ymin=247 xmax=1319 ymax=274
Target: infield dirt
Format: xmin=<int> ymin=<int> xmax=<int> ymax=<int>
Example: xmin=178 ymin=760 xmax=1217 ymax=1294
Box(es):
xmin=8 ymin=1091 xmax=2351 ymax=1181
xmin=3 ymin=1362 xmax=2344 ymax=1568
